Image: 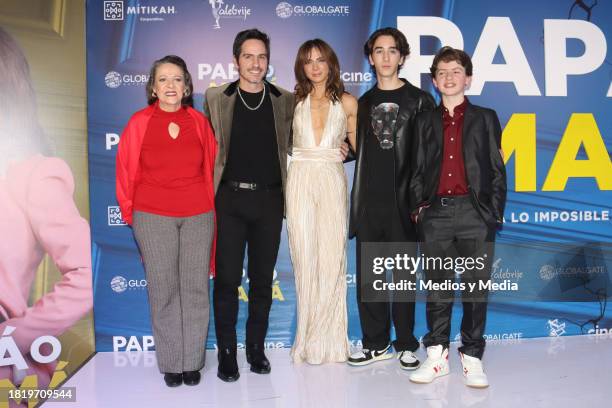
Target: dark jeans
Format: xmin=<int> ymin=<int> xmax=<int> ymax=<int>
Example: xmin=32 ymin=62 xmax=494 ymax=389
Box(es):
xmin=213 ymin=183 xmax=284 ymax=348
xmin=418 ymin=195 xmax=496 ymax=359
xmin=356 ymin=205 xmax=419 ymax=353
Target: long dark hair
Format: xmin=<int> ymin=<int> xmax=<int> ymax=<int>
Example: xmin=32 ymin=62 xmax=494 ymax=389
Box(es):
xmin=294 ymin=39 xmax=344 ymax=103
xmin=0 ymin=27 xmax=50 ymax=172
xmin=145 ymin=55 xmax=194 ymax=107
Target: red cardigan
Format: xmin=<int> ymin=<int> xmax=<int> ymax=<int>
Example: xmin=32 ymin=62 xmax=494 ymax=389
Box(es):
xmin=116 ymin=103 xmax=218 ymax=275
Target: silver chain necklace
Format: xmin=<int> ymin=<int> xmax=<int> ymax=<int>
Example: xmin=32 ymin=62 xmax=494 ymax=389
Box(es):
xmin=237 ymin=83 xmax=266 ymax=111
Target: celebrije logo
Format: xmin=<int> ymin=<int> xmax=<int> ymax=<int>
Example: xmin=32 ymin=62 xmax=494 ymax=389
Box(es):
xmin=208 ymin=0 xmax=251 ymax=29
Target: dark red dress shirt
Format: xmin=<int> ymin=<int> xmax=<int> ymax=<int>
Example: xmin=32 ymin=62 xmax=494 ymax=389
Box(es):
xmin=437 ymin=98 xmax=469 ymax=196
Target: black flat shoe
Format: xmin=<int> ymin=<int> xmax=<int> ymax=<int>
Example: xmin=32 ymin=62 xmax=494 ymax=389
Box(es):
xmin=183 ymin=370 xmax=201 ymax=386
xmin=217 ymin=347 xmax=240 ymax=382
xmin=163 ymin=372 xmax=183 ymax=387
xmin=246 ymin=344 xmax=271 ymax=374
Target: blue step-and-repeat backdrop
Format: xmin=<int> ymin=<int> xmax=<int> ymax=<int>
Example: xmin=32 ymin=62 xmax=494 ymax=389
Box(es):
xmin=87 ymin=0 xmax=612 ymax=352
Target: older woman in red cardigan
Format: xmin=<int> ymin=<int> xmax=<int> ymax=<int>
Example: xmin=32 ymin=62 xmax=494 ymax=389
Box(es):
xmin=116 ymin=55 xmax=217 ymax=388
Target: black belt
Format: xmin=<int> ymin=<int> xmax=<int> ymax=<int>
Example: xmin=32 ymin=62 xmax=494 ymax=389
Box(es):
xmin=222 ymin=180 xmax=281 ymax=191
xmin=437 ymin=194 xmax=470 ymax=207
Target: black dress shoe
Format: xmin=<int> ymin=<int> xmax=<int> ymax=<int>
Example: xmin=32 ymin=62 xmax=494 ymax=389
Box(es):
xmin=246 ymin=344 xmax=271 ymax=374
xmin=217 ymin=347 xmax=240 ymax=382
xmin=163 ymin=372 xmax=183 ymax=387
xmin=183 ymin=370 xmax=201 ymax=386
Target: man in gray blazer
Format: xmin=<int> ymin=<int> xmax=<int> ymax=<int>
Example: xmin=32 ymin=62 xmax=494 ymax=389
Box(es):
xmin=204 ymin=28 xmax=294 ymax=382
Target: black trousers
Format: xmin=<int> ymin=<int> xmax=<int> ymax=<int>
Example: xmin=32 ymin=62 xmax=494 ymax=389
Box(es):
xmin=418 ymin=195 xmax=495 ymax=359
xmin=213 ymin=183 xmax=284 ymax=348
xmin=355 ymin=205 xmax=419 ymax=352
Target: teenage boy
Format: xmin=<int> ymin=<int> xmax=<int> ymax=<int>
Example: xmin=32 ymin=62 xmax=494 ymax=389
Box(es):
xmin=408 ymin=46 xmax=506 ymax=388
xmin=347 ymin=27 xmax=435 ymax=369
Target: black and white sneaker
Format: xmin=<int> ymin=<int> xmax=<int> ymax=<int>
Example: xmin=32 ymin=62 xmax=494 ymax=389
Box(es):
xmin=397 ymin=350 xmax=420 ymax=370
xmin=347 ymin=344 xmax=394 ymax=366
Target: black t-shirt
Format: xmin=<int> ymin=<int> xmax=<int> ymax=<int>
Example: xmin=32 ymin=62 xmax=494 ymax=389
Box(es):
xmin=223 ymin=85 xmax=282 ymax=184
xmin=365 ymin=85 xmax=405 ymax=208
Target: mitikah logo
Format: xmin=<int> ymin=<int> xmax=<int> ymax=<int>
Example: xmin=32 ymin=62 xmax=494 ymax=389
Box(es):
xmin=547 ymin=319 xmax=566 ymax=337
xmin=208 ymin=0 xmax=251 ymax=29
xmin=104 ymin=1 xmax=124 ymax=20
xmin=275 ymin=2 xmax=350 ymax=18
xmin=108 ymin=206 xmax=126 ymax=226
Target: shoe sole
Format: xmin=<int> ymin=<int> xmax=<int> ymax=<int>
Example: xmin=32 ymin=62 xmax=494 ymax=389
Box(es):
xmin=217 ymin=371 xmax=240 ymax=382
xmin=409 ymin=371 xmax=449 ymax=384
xmin=164 ymin=382 xmax=182 ymax=387
xmin=347 ymin=352 xmax=394 ymax=366
xmin=399 ymin=362 xmax=420 ymax=371
xmin=250 ymin=366 xmax=271 ymax=374
xmin=466 ymin=382 xmax=489 ymax=389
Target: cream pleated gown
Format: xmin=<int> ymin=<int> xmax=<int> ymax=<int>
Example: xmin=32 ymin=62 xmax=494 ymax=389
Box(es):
xmin=287 ymin=94 xmax=350 ymax=364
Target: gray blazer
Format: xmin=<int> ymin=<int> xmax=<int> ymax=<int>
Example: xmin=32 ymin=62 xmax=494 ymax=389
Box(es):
xmin=204 ymin=80 xmax=295 ymax=193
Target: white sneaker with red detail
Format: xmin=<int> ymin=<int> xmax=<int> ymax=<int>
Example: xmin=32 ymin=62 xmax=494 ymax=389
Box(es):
xmin=409 ymin=345 xmax=449 ymax=384
xmin=460 ymin=352 xmax=489 ymax=388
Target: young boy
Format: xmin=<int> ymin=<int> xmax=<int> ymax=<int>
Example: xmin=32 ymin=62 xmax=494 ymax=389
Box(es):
xmin=408 ymin=47 xmax=507 ymax=388
xmin=347 ymin=27 xmax=435 ymax=369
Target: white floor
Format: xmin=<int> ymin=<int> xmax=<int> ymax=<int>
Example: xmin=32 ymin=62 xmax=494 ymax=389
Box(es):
xmin=54 ymin=335 xmax=612 ymax=408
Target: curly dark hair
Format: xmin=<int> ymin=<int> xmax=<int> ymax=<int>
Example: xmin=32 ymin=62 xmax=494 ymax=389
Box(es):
xmin=430 ymin=46 xmax=473 ymax=77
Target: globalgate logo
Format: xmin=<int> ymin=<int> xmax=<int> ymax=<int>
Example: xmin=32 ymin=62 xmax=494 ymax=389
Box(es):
xmin=111 ymin=275 xmax=148 ymax=293
xmin=276 ymin=2 xmax=350 ymax=18
xmin=539 ymin=264 xmax=607 ymax=281
xmin=105 ymin=71 xmax=149 ymax=88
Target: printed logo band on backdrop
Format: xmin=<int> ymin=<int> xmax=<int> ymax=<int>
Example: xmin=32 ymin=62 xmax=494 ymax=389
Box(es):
xmin=87 ymin=0 xmax=612 ymax=352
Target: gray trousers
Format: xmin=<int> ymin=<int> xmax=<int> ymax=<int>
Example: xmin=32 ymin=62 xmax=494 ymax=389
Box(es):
xmin=133 ymin=210 xmax=214 ymax=373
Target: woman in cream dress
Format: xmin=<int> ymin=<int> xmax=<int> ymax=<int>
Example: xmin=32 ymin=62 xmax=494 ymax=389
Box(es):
xmin=287 ymin=39 xmax=357 ymax=364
